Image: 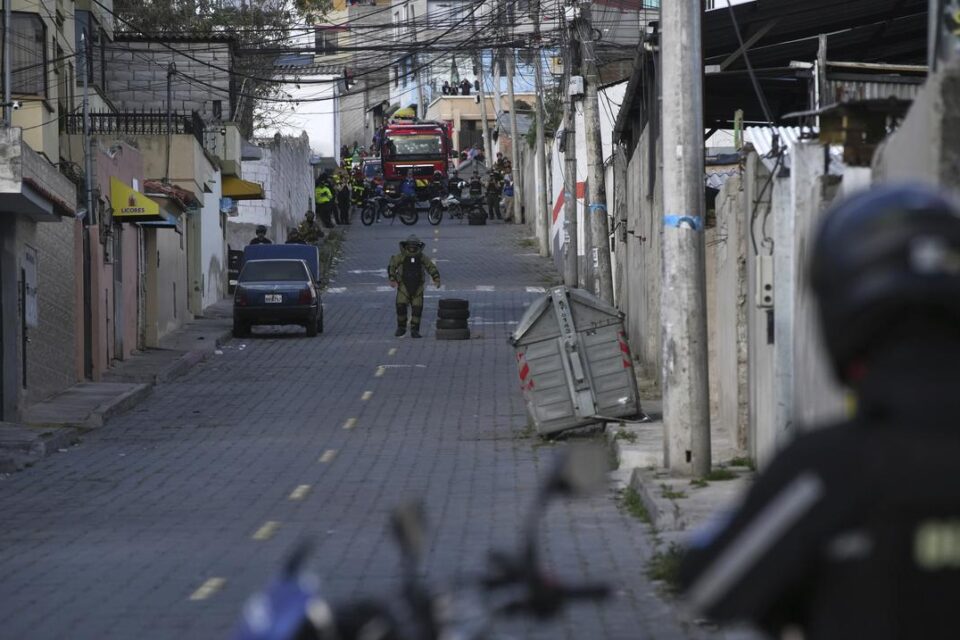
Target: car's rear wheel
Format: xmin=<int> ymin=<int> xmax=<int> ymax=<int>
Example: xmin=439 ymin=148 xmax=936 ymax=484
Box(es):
xmin=317 ymin=307 xmax=324 ymax=334
xmin=306 ymin=312 xmax=318 ymax=337
xmin=233 ymin=318 xmax=250 ymax=338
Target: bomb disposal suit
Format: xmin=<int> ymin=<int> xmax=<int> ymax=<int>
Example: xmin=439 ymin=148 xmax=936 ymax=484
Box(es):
xmin=388 ymin=235 xmax=440 ymax=337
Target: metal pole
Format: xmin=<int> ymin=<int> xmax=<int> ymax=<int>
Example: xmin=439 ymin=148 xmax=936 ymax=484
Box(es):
xmin=660 ymin=0 xmax=711 ymax=476
xmin=505 ymin=52 xmax=523 ymax=224
xmin=81 ymin=32 xmax=93 ymax=225
xmin=475 ymin=52 xmax=494 ymax=165
xmin=579 ymin=4 xmax=614 ymax=303
xmin=4 ymin=0 xmax=11 ymax=127
xmin=532 ymin=26 xmax=550 ymax=257
xmin=562 ymin=24 xmax=579 ymax=287
xmin=165 ymin=62 xmax=176 ymax=182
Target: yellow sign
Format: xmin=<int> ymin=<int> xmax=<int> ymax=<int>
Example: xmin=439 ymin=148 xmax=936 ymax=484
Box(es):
xmin=110 ymin=177 xmax=160 ymax=219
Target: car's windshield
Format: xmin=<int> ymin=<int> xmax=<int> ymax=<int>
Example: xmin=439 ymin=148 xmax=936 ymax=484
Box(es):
xmin=391 ymin=135 xmax=442 ymax=156
xmin=239 ymin=260 xmax=308 ymax=282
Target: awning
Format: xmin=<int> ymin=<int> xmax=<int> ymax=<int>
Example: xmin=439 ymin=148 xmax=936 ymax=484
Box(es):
xmin=111 ymin=177 xmax=163 ymax=222
xmin=222 ymin=175 xmax=265 ymax=200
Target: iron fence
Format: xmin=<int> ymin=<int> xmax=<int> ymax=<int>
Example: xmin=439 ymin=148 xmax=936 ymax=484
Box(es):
xmin=64 ymin=111 xmax=206 ymax=148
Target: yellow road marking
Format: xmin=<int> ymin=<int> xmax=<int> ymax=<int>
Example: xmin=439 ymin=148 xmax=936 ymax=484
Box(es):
xmin=342 ymin=417 xmax=357 ymax=430
xmin=252 ymin=521 xmax=280 ymax=541
xmin=319 ymin=449 xmax=337 ymax=463
xmin=375 ymin=366 xmax=386 ymax=377
xmin=388 ymin=348 xmax=397 ymax=356
xmin=361 ymin=390 xmax=373 ymax=401
xmin=289 ymin=484 xmax=311 ymax=500
xmin=189 ymin=577 xmax=225 ymax=601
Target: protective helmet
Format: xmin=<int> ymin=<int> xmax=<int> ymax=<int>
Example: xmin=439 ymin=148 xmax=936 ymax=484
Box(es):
xmin=255 ymin=225 xmax=267 ymax=234
xmin=810 ymin=183 xmax=960 ymax=383
xmin=400 ymin=234 xmax=425 ymax=251
xmin=433 ymin=170 xmax=443 ymax=178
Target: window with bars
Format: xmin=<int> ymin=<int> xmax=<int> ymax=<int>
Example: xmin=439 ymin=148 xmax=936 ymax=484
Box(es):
xmin=8 ymin=12 xmax=48 ymax=97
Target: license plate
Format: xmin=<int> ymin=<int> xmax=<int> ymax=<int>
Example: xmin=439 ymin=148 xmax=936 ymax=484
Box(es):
xmin=264 ymin=294 xmax=283 ymax=303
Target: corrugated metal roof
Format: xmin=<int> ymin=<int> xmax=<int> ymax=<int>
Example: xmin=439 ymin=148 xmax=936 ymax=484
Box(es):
xmin=745 ymin=126 xmax=845 ymax=175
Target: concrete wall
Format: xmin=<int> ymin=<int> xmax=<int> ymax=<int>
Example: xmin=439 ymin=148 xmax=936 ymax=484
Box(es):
xmin=144 ymin=225 xmax=189 ymax=347
xmin=873 ymin=58 xmax=960 ymax=192
xmin=713 ymin=173 xmax=749 ymax=451
xmin=104 ymin=39 xmax=233 ymax=119
xmin=618 ymin=124 xmax=662 ymax=383
xmin=230 ymin=134 xmax=314 ymax=249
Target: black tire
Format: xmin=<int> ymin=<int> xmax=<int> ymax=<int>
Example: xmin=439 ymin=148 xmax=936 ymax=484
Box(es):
xmin=436 ymin=318 xmax=468 ymax=330
xmin=428 ymin=203 xmax=443 ymax=225
xmin=232 ymin=318 xmax=249 ymax=338
xmin=448 ymin=203 xmax=462 ymax=220
xmin=317 ymin=306 xmax=324 ymax=334
xmin=437 ymin=308 xmax=470 ymax=320
xmin=438 ymin=298 xmax=469 ymax=310
xmin=361 ymin=204 xmax=376 ymax=226
xmin=399 ymin=208 xmax=419 ymax=225
xmin=435 ymin=328 xmax=471 ymax=340
xmin=306 ymin=313 xmax=318 ymax=337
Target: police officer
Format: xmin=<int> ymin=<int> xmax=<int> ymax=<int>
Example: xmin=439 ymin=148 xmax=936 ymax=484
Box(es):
xmin=485 ymin=172 xmax=502 ymax=220
xmin=678 ymin=184 xmax=960 ymax=640
xmin=249 ymin=225 xmax=272 ymax=244
xmin=314 ymin=178 xmax=336 ymax=228
xmin=387 ymin=235 xmax=440 ymax=338
xmin=297 ymin=211 xmax=324 ymax=244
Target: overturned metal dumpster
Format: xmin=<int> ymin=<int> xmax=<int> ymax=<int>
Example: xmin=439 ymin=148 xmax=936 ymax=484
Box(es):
xmin=509 ymin=286 xmax=642 ymax=436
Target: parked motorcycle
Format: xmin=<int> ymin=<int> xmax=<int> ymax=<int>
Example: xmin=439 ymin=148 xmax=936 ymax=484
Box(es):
xmin=231 ymin=445 xmax=611 ymax=640
xmin=427 ymin=194 xmax=464 ymax=225
xmin=361 ymin=194 xmax=419 ymax=226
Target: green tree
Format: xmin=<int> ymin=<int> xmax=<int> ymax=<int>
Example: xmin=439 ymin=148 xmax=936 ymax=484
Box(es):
xmin=114 ymin=0 xmax=331 ymax=137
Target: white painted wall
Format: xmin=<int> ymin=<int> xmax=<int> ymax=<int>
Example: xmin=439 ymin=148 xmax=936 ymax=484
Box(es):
xmin=200 ymin=170 xmax=226 ymax=309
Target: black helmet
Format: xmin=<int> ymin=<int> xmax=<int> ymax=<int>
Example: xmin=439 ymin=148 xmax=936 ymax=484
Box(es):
xmin=810 ymin=183 xmax=960 ymax=383
xmin=256 ymin=225 xmax=267 ymax=234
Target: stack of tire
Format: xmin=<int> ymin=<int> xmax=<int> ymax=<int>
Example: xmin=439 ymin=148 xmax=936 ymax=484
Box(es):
xmin=436 ymin=298 xmax=470 ymax=340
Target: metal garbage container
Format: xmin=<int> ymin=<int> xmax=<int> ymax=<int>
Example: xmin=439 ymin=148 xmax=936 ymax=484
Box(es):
xmin=509 ymin=286 xmax=642 ymax=436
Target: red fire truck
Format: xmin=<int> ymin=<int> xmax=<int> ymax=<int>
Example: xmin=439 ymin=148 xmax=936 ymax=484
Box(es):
xmin=380 ymin=118 xmax=452 ymax=192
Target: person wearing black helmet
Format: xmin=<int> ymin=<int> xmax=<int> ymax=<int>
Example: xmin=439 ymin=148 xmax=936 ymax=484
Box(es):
xmin=248 ymin=225 xmax=272 ymax=244
xmin=387 ymin=235 xmax=441 ymax=338
xmin=679 ymin=183 xmax=960 ymax=640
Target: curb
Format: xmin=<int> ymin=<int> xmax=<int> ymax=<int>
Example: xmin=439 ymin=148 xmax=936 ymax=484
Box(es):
xmin=0 ymin=425 xmax=81 ymax=473
xmin=83 ymin=383 xmax=152 ymax=429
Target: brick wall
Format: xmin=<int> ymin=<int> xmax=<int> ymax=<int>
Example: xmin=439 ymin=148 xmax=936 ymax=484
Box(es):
xmin=16 ymin=217 xmax=79 ymax=405
xmin=229 ymin=134 xmax=314 ymax=248
xmin=104 ymin=40 xmax=233 ymax=119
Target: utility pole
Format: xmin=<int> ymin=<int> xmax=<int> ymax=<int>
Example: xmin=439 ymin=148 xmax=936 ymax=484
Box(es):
xmin=579 ymin=3 xmax=614 ymax=303
xmin=4 ymin=0 xmax=11 ymax=127
xmin=475 ymin=53 xmax=494 ymax=165
xmin=505 ymin=52 xmax=523 ymax=224
xmin=562 ymin=24 xmax=580 ymax=287
xmin=165 ymin=62 xmax=176 ymax=182
xmin=661 ymin=0 xmax=711 ymax=476
xmin=532 ymin=21 xmax=550 ymax=257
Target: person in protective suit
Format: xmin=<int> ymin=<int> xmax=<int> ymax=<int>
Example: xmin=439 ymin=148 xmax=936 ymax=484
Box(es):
xmin=388 ymin=235 xmax=440 ymax=338
xmin=314 ymin=178 xmax=336 ymax=228
xmin=297 ymin=211 xmax=324 ymax=244
xmin=249 ymin=225 xmax=272 ymax=244
xmin=678 ymin=184 xmax=960 ymax=640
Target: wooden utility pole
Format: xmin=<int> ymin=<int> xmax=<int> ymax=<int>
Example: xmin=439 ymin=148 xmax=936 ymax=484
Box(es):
xmin=579 ymin=4 xmax=614 ymax=303
xmin=661 ymin=0 xmax=711 ymax=476
xmin=562 ymin=25 xmax=580 ymax=287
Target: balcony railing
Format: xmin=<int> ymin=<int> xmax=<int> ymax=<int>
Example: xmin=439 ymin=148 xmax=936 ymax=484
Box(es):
xmin=64 ymin=111 xmax=206 ymax=148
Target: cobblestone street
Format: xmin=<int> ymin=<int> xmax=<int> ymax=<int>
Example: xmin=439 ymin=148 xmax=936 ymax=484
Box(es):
xmin=0 ymin=221 xmax=726 ymax=639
